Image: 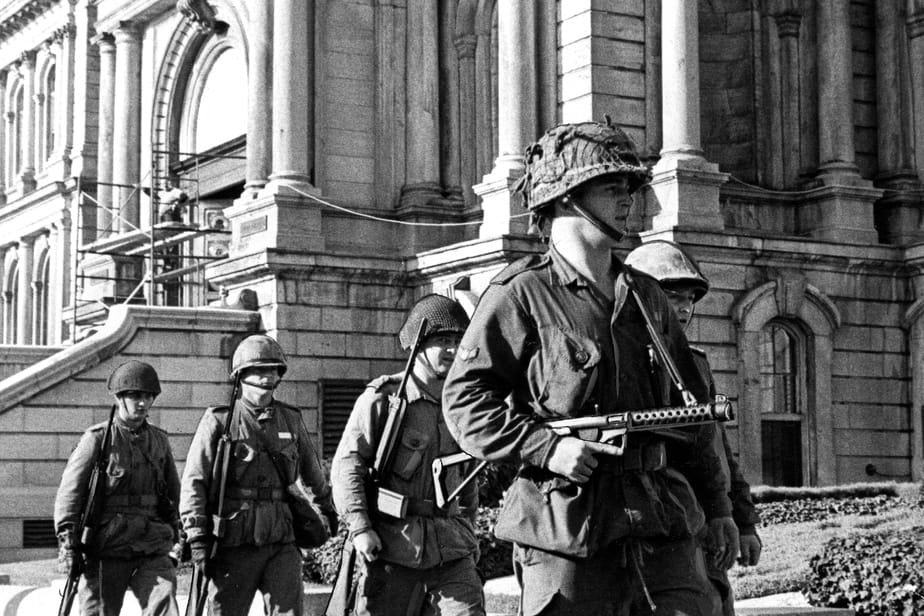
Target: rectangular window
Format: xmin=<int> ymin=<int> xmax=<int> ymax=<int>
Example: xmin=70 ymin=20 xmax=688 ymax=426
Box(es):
xmin=319 ymin=379 xmax=366 ymax=458
xmin=22 ymin=518 xmax=57 ymax=548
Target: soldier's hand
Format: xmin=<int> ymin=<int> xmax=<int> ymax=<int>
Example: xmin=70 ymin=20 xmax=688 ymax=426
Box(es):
xmin=189 ymin=539 xmax=211 ymax=564
xmin=354 ymin=530 xmax=382 ymax=563
xmin=546 ymin=437 xmax=623 ymax=483
xmin=738 ymin=532 xmax=762 ymax=567
xmin=708 ymin=516 xmax=740 ymax=571
xmin=59 ymin=548 xmax=83 ymax=575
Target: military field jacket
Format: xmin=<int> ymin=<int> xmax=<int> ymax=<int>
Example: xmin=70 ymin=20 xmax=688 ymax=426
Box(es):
xmin=331 ymin=373 xmax=480 ymax=569
xmin=442 ymin=247 xmax=733 ymax=557
xmin=54 ymin=416 xmax=181 ymax=559
xmin=180 ymin=398 xmax=335 ymax=548
xmin=692 ymin=348 xmax=761 ymax=535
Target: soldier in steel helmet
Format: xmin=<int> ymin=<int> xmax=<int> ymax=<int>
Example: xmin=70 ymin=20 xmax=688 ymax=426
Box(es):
xmin=442 ymin=119 xmax=737 ymax=615
xmin=625 ymin=240 xmax=762 ymax=616
xmin=54 ymin=360 xmax=182 ymax=616
xmin=331 ymin=294 xmax=484 ymax=616
xmin=179 ymin=333 xmax=337 ymax=616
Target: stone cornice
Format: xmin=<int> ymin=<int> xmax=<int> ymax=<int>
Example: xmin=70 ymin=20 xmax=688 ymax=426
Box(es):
xmin=0 ymin=305 xmax=260 ymax=411
xmin=0 ymin=0 xmax=55 ymax=41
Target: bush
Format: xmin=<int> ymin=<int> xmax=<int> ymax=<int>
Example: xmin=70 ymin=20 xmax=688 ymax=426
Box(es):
xmin=757 ymin=494 xmax=905 ymax=525
xmin=751 ymin=482 xmax=903 ymax=503
xmin=805 ymin=526 xmax=924 ymax=615
xmin=302 ymin=507 xmax=513 ymax=584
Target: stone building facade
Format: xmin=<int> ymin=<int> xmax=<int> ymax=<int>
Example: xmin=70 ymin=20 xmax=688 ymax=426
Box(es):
xmin=0 ymin=0 xmax=922 ymax=558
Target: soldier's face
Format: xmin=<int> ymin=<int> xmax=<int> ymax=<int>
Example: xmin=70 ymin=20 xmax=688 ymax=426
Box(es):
xmin=116 ymin=391 xmax=155 ymax=428
xmin=240 ymin=366 xmax=281 ymax=405
xmin=662 ymin=284 xmax=699 ymax=327
xmin=419 ymin=333 xmax=463 ymax=380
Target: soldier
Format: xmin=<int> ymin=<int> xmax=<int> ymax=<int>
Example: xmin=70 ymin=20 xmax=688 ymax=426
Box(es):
xmin=54 ymin=360 xmax=182 ymax=616
xmin=180 ymin=334 xmax=337 ymax=616
xmin=442 ymin=119 xmax=738 ymax=616
xmin=331 ymin=294 xmax=484 ymax=616
xmin=625 ymin=240 xmax=762 ymax=616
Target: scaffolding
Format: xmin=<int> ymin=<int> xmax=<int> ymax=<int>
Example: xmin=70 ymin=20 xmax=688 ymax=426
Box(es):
xmin=70 ymin=150 xmax=242 ymax=340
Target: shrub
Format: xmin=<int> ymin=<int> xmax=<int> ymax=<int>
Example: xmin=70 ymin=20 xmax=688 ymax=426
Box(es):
xmin=302 ymin=507 xmax=514 ymax=584
xmin=805 ymin=526 xmax=924 ymax=615
xmin=756 ymin=494 xmax=905 ymax=525
xmin=751 ymin=482 xmax=902 ymax=503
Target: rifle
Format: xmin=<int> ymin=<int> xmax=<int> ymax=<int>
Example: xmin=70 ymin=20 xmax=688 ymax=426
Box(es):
xmin=432 ymin=397 xmax=735 ymax=507
xmin=58 ymin=404 xmax=117 ymax=616
xmin=185 ymin=374 xmax=241 ymax=616
xmin=324 ymin=317 xmax=430 ymax=616
xmin=369 ymin=317 xmax=429 ymax=519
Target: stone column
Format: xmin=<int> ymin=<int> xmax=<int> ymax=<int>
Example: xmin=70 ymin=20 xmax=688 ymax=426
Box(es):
xmin=800 ymin=0 xmax=880 ymax=243
xmin=874 ymin=0 xmax=921 ymax=244
xmin=0 ymin=71 xmax=7 ymax=203
xmin=907 ymin=2 xmax=924 ymax=188
xmin=267 ymin=0 xmax=313 ymax=188
xmin=455 ymin=34 xmax=477 ymax=209
xmin=16 ymin=237 xmax=33 ymax=344
xmin=776 ymin=13 xmax=802 ymax=187
xmin=51 ymin=24 xmax=76 ymax=170
xmin=112 ymin=23 xmax=141 ymax=232
xmin=18 ymin=52 xmax=36 ymax=191
xmin=647 ymin=0 xmax=726 ymax=233
xmin=474 ymin=0 xmax=536 ymax=238
xmin=400 ymin=0 xmax=442 ymax=208
xmin=5 ymin=107 xmax=14 ymax=189
xmin=817 ymin=0 xmax=856 ymax=176
xmin=95 ymin=33 xmax=115 ymax=238
xmin=244 ymin=1 xmax=272 ymax=194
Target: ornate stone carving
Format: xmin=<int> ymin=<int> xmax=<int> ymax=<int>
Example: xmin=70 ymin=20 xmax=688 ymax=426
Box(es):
xmin=177 ymin=0 xmax=217 ymax=32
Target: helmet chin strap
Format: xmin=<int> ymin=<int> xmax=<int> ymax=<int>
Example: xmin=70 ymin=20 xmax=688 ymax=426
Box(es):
xmin=565 ymin=197 xmax=625 ymax=242
xmin=241 ymin=379 xmax=279 ymax=391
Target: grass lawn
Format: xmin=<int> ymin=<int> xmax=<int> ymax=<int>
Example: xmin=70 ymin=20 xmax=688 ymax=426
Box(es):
xmin=730 ymin=501 xmax=924 ymax=599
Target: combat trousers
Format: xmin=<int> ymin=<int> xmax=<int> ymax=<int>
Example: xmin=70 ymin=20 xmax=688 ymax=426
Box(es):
xmin=354 ymin=555 xmax=485 ymax=616
xmin=514 ymin=538 xmax=719 ymax=616
xmin=207 ymin=541 xmax=302 ymax=616
xmin=79 ymin=554 xmax=179 ymax=616
xmin=706 ymin=563 xmax=735 ymax=616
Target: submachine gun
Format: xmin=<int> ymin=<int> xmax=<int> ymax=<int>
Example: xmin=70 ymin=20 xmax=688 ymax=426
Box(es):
xmin=325 ymin=318 xmax=429 ymax=616
xmin=58 ymin=404 xmax=117 ymax=616
xmin=432 ymin=397 xmax=735 ymax=508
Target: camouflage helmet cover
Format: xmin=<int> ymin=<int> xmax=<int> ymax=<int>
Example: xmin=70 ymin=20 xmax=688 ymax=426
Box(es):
xmin=514 ymin=118 xmax=652 ymax=211
xmin=398 ymin=294 xmax=470 ymax=350
xmin=107 ymin=360 xmax=162 ymax=396
xmin=624 ymin=240 xmax=710 ymax=302
xmin=231 ymin=334 xmax=288 ymax=378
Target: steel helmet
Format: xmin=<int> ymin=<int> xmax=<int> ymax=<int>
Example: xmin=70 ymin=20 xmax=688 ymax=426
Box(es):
xmin=231 ymin=334 xmax=288 ymax=378
xmin=398 ymin=294 xmax=470 ymax=350
xmin=107 ymin=360 xmax=161 ymax=396
xmin=624 ymin=240 xmax=710 ymax=302
xmin=514 ymin=117 xmax=652 ymax=212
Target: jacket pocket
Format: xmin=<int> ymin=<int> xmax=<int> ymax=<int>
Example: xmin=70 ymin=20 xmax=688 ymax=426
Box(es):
xmin=533 ymin=326 xmax=601 ymax=416
xmin=493 ymin=473 xmax=595 ymax=557
xmin=390 ymin=428 xmax=430 ymax=482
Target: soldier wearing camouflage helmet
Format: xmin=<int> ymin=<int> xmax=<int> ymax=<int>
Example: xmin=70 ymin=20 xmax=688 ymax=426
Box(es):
xmin=54 ymin=360 xmax=182 ymax=616
xmin=626 ymin=240 xmax=762 ymax=616
xmin=331 ymin=294 xmax=484 ymax=616
xmin=180 ymin=334 xmax=337 ymax=616
xmin=443 ymin=120 xmax=737 ymax=615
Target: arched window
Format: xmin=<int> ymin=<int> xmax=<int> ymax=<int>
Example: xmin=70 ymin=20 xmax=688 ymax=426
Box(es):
xmin=191 ymin=46 xmax=246 ymax=153
xmin=34 ymin=252 xmax=49 ymax=345
xmin=4 ymin=262 xmax=18 ymax=344
xmin=759 ymin=320 xmax=807 ymax=486
xmin=12 ymin=85 xmax=23 ymax=181
xmin=44 ymin=64 xmax=55 ymax=160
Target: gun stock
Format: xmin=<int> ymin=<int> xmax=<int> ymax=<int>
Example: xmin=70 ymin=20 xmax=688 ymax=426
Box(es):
xmin=369 ymin=318 xmax=429 ymax=518
xmin=58 ymin=403 xmax=116 ymax=616
xmin=325 ymin=539 xmax=358 ymax=616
